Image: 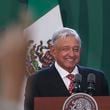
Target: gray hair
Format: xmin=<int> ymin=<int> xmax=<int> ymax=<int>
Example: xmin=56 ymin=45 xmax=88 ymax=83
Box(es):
xmin=51 ymin=27 xmax=81 ymax=47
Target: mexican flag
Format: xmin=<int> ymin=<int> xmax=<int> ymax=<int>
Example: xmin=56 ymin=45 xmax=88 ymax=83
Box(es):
xmin=25 ymin=0 xmax=63 ymax=74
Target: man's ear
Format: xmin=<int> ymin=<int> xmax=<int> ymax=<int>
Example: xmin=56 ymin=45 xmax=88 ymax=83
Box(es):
xmin=50 ymin=46 xmax=56 ymax=58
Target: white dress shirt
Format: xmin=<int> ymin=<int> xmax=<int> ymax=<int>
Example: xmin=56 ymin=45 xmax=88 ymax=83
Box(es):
xmin=55 ymin=62 xmax=79 ymax=90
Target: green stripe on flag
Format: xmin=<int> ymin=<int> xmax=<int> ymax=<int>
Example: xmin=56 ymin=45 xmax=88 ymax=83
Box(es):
xmin=28 ymin=0 xmax=58 ymax=21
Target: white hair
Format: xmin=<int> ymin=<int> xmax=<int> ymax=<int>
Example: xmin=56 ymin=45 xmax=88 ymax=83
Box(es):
xmin=51 ymin=27 xmax=81 ymax=47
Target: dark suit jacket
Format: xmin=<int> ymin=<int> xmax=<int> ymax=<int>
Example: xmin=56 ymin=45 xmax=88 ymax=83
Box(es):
xmin=24 ymin=64 xmax=109 ymax=110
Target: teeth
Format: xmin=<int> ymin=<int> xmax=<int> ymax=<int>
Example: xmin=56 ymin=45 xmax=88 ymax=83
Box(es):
xmin=66 ymin=59 xmax=74 ymax=62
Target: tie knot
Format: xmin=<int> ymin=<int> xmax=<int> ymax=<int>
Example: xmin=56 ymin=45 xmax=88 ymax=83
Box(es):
xmin=66 ymin=74 xmax=74 ymax=81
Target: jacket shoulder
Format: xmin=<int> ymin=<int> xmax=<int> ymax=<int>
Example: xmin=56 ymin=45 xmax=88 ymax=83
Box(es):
xmin=78 ymin=65 xmax=104 ymax=75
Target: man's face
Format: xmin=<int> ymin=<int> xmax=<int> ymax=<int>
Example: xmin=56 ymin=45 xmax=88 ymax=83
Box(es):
xmin=51 ymin=36 xmax=81 ymax=73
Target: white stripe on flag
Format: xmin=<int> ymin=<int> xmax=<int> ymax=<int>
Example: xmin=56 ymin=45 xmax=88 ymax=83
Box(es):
xmin=26 ymin=5 xmax=63 ymax=44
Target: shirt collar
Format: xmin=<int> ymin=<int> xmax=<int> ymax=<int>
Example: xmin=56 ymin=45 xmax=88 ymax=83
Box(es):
xmin=55 ymin=62 xmax=79 ymax=79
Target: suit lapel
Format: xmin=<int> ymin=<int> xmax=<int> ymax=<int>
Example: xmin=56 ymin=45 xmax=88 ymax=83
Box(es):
xmin=49 ymin=65 xmax=70 ymax=95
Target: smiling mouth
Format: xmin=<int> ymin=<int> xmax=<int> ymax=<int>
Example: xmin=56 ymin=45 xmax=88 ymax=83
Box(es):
xmin=66 ymin=58 xmax=75 ymax=62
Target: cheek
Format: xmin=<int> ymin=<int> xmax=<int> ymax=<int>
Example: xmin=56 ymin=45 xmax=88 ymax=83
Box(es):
xmin=76 ymin=53 xmax=80 ymax=58
xmin=54 ymin=52 xmax=65 ymax=61
xmin=75 ymin=52 xmax=80 ymax=57
xmin=75 ymin=53 xmax=80 ymax=62
xmin=58 ymin=52 xmax=67 ymax=58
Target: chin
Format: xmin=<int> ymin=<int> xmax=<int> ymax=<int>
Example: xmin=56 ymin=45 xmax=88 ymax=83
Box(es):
xmin=66 ymin=66 xmax=75 ymax=70
xmin=68 ymin=64 xmax=75 ymax=68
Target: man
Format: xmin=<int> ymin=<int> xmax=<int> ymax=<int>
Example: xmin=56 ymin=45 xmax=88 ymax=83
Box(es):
xmin=24 ymin=27 xmax=109 ymax=110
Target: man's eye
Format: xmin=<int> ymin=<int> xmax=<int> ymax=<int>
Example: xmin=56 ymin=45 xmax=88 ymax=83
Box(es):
xmin=60 ymin=47 xmax=80 ymax=52
xmin=73 ymin=48 xmax=80 ymax=52
xmin=62 ymin=47 xmax=69 ymax=51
